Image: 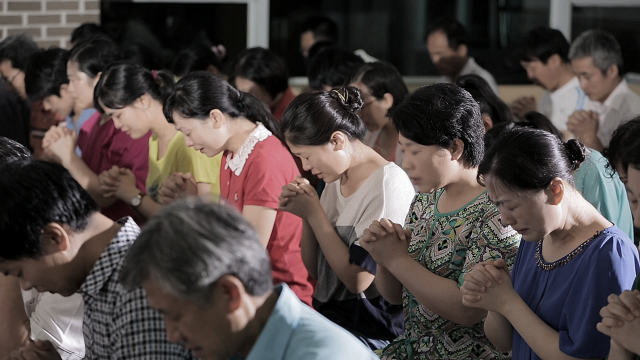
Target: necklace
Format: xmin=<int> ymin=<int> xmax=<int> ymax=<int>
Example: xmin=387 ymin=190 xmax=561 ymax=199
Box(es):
xmin=535 ymin=228 xmax=606 ymax=271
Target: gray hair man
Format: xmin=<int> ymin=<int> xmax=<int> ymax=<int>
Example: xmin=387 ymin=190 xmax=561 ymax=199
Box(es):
xmin=568 ymin=29 xmax=640 ymax=151
xmin=120 ymin=199 xmax=378 ymax=360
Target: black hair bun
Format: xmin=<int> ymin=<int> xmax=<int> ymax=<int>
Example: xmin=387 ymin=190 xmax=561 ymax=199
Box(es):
xmin=329 ymin=86 xmax=364 ymax=113
xmin=564 ymin=139 xmax=587 ymax=172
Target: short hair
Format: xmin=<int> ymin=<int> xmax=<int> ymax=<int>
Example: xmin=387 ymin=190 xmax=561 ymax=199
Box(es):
xmin=231 ymin=47 xmax=289 ymax=99
xmin=479 ymin=127 xmax=586 ymax=189
xmin=0 ymin=136 xmax=31 ymax=164
xmin=70 ymin=23 xmax=107 ymax=46
xmin=281 ymin=86 xmax=365 ymax=146
xmin=456 ymin=74 xmax=513 ymax=126
xmin=0 ymin=34 xmax=39 ymax=70
xmin=94 ymin=63 xmax=175 ymax=113
xmin=352 ymin=62 xmax=409 ymax=115
xmin=25 ymin=48 xmax=70 ymax=103
xmin=425 ymin=17 xmax=467 ymax=49
xmin=171 ymin=43 xmax=222 ymax=79
xmin=519 ymin=26 xmax=570 ymax=63
xmin=569 ymin=30 xmax=624 ymax=74
xmin=119 ymin=198 xmax=272 ymax=304
xmin=606 ymin=116 xmax=640 ymax=176
xmin=391 ymin=83 xmax=484 ymax=167
xmin=69 ymin=36 xmax=121 ymax=79
xmin=307 ymin=47 xmax=364 ymax=90
xmin=300 ymin=16 xmax=338 ymax=43
xmin=0 ymin=161 xmax=98 ymax=261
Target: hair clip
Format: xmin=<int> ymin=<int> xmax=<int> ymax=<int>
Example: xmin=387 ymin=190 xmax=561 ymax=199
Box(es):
xmin=331 ymin=89 xmax=348 ymax=104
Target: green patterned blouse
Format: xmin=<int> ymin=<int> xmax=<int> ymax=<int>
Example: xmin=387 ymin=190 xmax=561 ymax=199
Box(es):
xmin=382 ymin=189 xmax=521 ymax=360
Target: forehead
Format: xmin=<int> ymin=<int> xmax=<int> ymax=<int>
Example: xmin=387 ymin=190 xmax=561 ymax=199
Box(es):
xmin=143 ymin=278 xmax=187 ymax=311
xmin=485 ymin=176 xmax=523 ymax=202
xmin=427 ymin=31 xmax=452 ymax=50
xmin=286 ymin=142 xmax=319 ymax=154
xmin=571 ymin=56 xmax=597 ymax=71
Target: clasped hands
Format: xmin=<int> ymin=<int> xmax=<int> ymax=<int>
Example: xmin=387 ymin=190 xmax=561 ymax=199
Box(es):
xmin=279 ymin=177 xmax=321 ymax=219
xmin=460 ymin=259 xmax=516 ymax=313
xmin=41 ymin=123 xmax=76 ymax=164
xmin=596 ymin=288 xmax=640 ymax=355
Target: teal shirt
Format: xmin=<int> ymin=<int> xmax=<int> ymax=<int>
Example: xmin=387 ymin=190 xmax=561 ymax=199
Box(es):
xmin=575 ymin=149 xmax=634 ymax=241
xmin=245 ymin=284 xmax=378 ymax=360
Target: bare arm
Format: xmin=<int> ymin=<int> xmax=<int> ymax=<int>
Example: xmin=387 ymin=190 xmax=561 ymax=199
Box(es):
xmin=243 ymin=205 xmax=277 ymax=248
xmin=484 ymin=311 xmax=513 ymax=352
xmin=300 ymin=220 xmax=319 ymax=279
xmin=0 ymin=276 xmax=30 ymax=356
xmin=373 ymin=264 xmax=403 ymax=305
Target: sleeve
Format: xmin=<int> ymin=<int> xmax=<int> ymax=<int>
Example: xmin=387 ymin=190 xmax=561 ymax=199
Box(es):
xmin=458 ymin=204 xmax=521 ymax=287
xmin=243 ymin=144 xmax=298 ymax=209
xmin=112 ymin=287 xmax=193 ymax=359
xmin=558 ymin=235 xmax=640 ymax=358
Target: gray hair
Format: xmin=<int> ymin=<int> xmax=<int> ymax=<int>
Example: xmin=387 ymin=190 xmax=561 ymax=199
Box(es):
xmin=119 ymin=198 xmax=272 ymax=304
xmin=569 ymin=30 xmax=623 ymax=74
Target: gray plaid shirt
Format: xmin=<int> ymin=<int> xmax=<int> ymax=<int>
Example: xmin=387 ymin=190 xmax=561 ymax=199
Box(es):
xmin=80 ymin=217 xmax=193 ymax=359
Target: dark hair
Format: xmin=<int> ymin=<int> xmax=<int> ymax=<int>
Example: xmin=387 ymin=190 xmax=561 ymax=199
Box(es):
xmin=0 ymin=136 xmax=31 ymax=164
xmin=281 ymin=87 xmax=365 ymax=146
xmin=621 ymin=140 xmax=640 ymax=174
xmin=391 ymin=83 xmax=484 ymax=167
xmin=171 ymin=43 xmax=222 ymax=79
xmin=94 ymin=63 xmax=175 ymax=114
xmin=70 ymin=23 xmax=107 ymax=46
xmin=456 ymin=74 xmax=513 ymax=126
xmin=300 ymin=16 xmax=338 ymax=43
xmin=519 ymin=111 xmax=564 ymax=141
xmin=425 ymin=17 xmax=467 ymax=49
xmin=606 ymin=116 xmax=640 ymax=176
xmin=120 ymin=198 xmax=272 ymax=303
xmin=479 ymin=127 xmax=586 ymax=190
xmin=519 ymin=26 xmax=570 ymax=63
xmin=163 ymin=71 xmax=280 ymax=139
xmin=483 ymin=121 xmax=515 ymax=152
xmin=0 ymin=161 xmax=98 ymax=260
xmin=25 ymin=48 xmax=70 ymax=102
xmin=231 ymin=47 xmax=288 ymax=99
xmin=307 ymin=47 xmax=364 ymax=90
xmin=69 ymin=36 xmax=120 ymax=79
xmin=352 ymin=62 xmax=408 ymax=115
xmin=0 ymin=34 xmax=39 ymax=70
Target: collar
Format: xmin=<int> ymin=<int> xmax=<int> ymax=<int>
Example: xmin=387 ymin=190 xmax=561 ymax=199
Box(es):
xmin=246 ymin=284 xmax=300 ymax=360
xmin=225 ymin=122 xmax=271 ymax=176
xmin=459 ymin=57 xmax=477 ymax=76
xmin=80 ymin=217 xmax=140 ymax=297
xmin=604 ymin=79 xmax=630 ymax=110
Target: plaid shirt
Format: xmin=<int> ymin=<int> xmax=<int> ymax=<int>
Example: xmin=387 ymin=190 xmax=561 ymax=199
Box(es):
xmin=80 ymin=217 xmax=193 ymax=359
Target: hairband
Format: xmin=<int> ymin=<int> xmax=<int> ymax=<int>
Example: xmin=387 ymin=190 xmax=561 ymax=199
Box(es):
xmin=332 ymin=89 xmax=348 ymax=104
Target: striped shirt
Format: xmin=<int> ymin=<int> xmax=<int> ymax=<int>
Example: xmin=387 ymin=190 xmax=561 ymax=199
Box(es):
xmin=80 ymin=217 xmax=193 ymax=359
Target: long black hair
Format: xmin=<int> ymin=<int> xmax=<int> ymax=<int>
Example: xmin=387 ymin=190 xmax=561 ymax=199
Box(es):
xmin=456 ymin=74 xmax=513 ymax=126
xmin=281 ymin=86 xmax=365 ymax=146
xmin=163 ymin=71 xmax=280 ymax=140
xmin=94 ymin=63 xmax=174 ymax=113
xmin=68 ymin=35 xmax=120 ymax=79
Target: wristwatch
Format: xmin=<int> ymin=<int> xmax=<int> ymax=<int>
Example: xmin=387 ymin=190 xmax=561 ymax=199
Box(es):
xmin=130 ymin=192 xmax=145 ymax=208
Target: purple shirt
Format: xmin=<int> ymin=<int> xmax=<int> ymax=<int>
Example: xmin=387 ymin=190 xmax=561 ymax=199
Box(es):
xmin=511 ymin=226 xmax=639 ymax=359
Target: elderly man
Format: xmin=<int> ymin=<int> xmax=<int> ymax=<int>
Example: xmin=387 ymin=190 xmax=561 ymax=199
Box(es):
xmin=568 ymin=30 xmax=640 ymax=151
xmin=0 ymin=160 xmax=192 ymax=359
xmin=425 ymin=18 xmax=498 ymax=94
xmin=120 ymin=199 xmax=378 ymax=360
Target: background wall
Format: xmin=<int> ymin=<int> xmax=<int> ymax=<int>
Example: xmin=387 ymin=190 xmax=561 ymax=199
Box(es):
xmin=0 ymin=0 xmax=99 ymax=48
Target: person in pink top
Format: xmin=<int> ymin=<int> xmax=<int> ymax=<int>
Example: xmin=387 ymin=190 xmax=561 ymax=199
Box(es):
xmin=42 ymin=36 xmax=149 ymax=223
xmin=163 ymin=71 xmax=313 ymax=306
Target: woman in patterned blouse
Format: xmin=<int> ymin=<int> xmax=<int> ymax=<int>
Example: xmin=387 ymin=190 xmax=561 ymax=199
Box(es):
xmin=361 ymin=83 xmax=521 ymax=359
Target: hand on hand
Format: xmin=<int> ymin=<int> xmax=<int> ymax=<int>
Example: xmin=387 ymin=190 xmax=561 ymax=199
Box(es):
xmin=359 ymin=219 xmax=411 ymax=268
xmin=511 ymin=96 xmax=537 ymax=119
xmin=157 ymin=173 xmax=197 ymax=204
xmin=278 ymin=177 xmax=320 ymax=219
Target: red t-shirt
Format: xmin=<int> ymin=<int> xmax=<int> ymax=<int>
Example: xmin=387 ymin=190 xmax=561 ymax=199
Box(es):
xmin=220 ymin=134 xmax=314 ymax=305
xmin=270 ymin=87 xmax=296 ymax=122
xmin=77 ymin=111 xmax=150 ymax=223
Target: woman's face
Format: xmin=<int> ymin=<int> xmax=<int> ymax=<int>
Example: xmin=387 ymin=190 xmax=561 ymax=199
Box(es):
xmin=350 ymin=81 xmax=391 ymax=132
xmin=287 ymin=136 xmax=349 ymax=183
xmin=66 ymin=60 xmax=98 ymax=111
xmin=398 ymin=134 xmax=459 ymax=193
xmin=101 ymin=100 xmax=150 ymax=140
xmin=486 ymin=176 xmax=562 ymax=241
xmin=625 ymin=166 xmax=640 ymax=227
xmin=173 ymin=112 xmax=227 ymax=158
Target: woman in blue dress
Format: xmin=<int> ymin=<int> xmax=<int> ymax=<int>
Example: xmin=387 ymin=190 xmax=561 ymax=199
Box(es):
xmin=461 ymin=127 xmax=639 ymax=359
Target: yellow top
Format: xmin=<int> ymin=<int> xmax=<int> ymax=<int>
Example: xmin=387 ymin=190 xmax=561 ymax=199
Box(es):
xmin=146 ymin=131 xmax=221 ymax=201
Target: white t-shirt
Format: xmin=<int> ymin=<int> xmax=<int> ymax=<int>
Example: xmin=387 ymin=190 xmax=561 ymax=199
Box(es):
xmin=537 ymin=76 xmax=590 ymax=132
xmin=584 ymin=79 xmax=640 ymax=147
xmin=22 ymin=290 xmax=85 ymax=359
xmin=314 ymin=162 xmax=415 ymax=303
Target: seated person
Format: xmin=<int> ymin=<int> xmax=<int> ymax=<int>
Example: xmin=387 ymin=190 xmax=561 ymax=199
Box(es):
xmin=0 ymin=160 xmax=192 ymax=358
xmin=456 ymin=74 xmax=513 ymax=131
xmin=307 ymin=46 xmax=364 ymax=91
xmin=425 ymin=18 xmax=498 ymax=93
xmin=568 ymin=30 xmax=640 ymax=151
xmin=119 ymin=198 xmax=378 ymax=360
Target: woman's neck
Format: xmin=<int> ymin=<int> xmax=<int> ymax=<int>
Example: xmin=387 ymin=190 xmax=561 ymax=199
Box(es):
xmin=548 ymin=189 xmax=609 ymax=245
xmin=226 ymin=117 xmax=259 ymax=156
xmin=340 ymin=141 xmax=387 ymax=195
xmin=148 ymin=101 xmax=176 ymax=145
xmin=439 ymin=166 xmax=485 ymax=213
